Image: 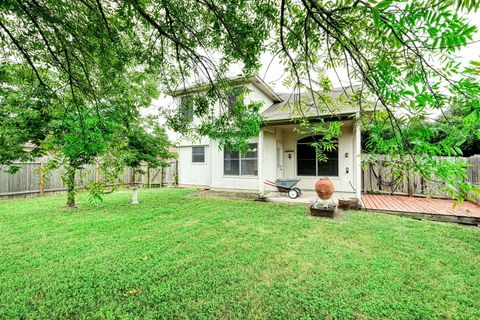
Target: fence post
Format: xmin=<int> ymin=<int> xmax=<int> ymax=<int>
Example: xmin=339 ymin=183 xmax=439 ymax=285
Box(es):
xmin=39 ymin=162 xmax=45 ymax=196
xmin=131 ymin=167 xmax=135 ymax=186
xmin=407 ymin=168 xmax=413 ymax=196
xmin=146 ymin=163 xmax=150 ymax=188
xmin=369 ymin=164 xmax=373 ymax=193
xmin=160 ymin=166 xmax=164 ymax=188
xmin=361 ymin=165 xmax=364 ymax=193
xmin=377 ymin=163 xmax=382 ymax=192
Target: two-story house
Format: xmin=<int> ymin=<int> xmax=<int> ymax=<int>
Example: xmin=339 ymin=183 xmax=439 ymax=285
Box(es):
xmin=172 ymin=75 xmax=367 ymax=202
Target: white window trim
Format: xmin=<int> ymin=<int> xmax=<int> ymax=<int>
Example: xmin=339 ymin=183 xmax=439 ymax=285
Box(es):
xmin=191 ymin=146 xmax=206 ymax=164
xmin=180 ymin=100 xmax=193 ymax=119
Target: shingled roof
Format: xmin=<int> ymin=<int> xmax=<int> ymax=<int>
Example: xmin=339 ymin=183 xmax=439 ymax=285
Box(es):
xmin=169 ymin=77 xmax=373 ymax=122
xmin=262 ymin=85 xmax=368 ymax=123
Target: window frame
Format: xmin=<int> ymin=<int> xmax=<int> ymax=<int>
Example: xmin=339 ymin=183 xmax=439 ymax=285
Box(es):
xmin=223 ymin=142 xmax=258 ymax=176
xmin=227 ymin=86 xmax=244 ymax=111
xmin=296 ymin=136 xmax=339 ymax=177
xmin=191 ymin=146 xmax=206 ymax=164
xmin=179 ymin=96 xmax=194 ymax=120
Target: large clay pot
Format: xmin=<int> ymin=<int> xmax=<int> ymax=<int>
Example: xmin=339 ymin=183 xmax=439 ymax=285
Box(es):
xmin=315 ymin=177 xmax=334 ymax=200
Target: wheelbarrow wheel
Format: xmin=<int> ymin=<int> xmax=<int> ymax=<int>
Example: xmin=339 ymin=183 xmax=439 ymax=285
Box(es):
xmin=293 ymin=187 xmax=301 ymax=195
xmin=288 ymin=189 xmax=299 ymax=199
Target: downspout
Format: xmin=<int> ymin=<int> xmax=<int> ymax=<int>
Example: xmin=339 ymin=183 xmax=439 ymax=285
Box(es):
xmin=258 ymin=128 xmax=265 ymax=197
xmin=209 ymin=138 xmax=212 ymax=188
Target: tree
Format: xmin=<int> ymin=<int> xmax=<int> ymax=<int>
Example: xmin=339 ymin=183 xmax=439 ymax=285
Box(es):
xmin=0 ymin=58 xmax=159 ymax=207
xmin=1 ymin=0 xmax=273 ymax=145
xmin=434 ymin=60 xmax=480 ymax=157
xmin=0 ymin=63 xmax=52 ymax=167
xmin=53 ymin=69 xmax=162 ymax=207
xmin=118 ymin=116 xmax=175 ymax=204
xmin=1 ymin=0 xmax=480 ymax=200
xmin=1 ymin=0 xmax=154 ymax=206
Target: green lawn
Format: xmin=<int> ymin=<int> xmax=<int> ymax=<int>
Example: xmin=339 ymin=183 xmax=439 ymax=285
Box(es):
xmin=1 ymin=188 xmax=479 ymax=319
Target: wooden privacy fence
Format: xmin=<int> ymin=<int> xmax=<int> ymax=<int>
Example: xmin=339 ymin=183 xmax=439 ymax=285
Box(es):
xmin=362 ymin=154 xmax=480 ymax=204
xmin=0 ymin=159 xmax=177 ymax=199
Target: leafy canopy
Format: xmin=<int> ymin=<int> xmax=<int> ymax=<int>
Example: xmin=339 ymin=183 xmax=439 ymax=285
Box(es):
xmin=1 ymin=0 xmax=480 ymax=199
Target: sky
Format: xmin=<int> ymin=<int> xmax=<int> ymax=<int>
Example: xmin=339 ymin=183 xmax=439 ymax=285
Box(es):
xmin=145 ymin=12 xmax=480 ymax=141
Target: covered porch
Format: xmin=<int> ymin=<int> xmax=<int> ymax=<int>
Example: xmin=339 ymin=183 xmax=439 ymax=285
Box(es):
xmin=257 ymin=116 xmax=362 ymax=200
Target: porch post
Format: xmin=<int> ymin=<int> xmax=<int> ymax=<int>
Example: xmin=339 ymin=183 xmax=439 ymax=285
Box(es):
xmin=354 ymin=112 xmax=362 ymax=201
xmin=258 ymin=128 xmax=265 ymax=197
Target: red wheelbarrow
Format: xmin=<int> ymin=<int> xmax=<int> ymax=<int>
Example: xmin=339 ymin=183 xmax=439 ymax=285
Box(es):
xmin=264 ymin=179 xmax=302 ymax=199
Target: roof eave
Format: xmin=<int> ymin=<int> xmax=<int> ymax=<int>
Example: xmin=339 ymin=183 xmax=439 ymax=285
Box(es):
xmin=263 ymin=109 xmax=376 ymax=125
xmin=250 ymin=76 xmax=282 ymax=103
xmin=169 ymin=75 xmax=283 ymax=103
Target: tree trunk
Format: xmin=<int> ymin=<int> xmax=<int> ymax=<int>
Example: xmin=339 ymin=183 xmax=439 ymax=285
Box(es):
xmin=66 ymin=166 xmax=76 ymax=208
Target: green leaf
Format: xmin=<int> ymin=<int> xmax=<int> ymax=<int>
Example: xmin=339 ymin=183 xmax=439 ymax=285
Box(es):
xmin=376 ymin=0 xmax=393 ymax=9
xmin=428 ymin=27 xmax=438 ymax=37
xmin=373 ymin=8 xmax=381 ymax=26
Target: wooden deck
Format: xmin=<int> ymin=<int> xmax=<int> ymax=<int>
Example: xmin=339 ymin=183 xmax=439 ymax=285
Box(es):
xmin=362 ymin=194 xmax=480 ymax=226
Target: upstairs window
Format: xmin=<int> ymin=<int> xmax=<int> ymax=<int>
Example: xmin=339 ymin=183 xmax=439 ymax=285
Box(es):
xmin=192 ymin=146 xmax=205 ymax=163
xmin=180 ymin=96 xmax=193 ymax=120
xmin=297 ymin=136 xmax=338 ymax=176
xmin=224 ymin=143 xmax=258 ymax=176
xmin=227 ymin=87 xmax=244 ymax=111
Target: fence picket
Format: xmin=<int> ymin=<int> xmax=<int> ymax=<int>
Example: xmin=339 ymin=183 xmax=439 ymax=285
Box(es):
xmin=361 ymin=155 xmax=480 ymax=203
xmin=0 ymin=159 xmax=177 ymax=199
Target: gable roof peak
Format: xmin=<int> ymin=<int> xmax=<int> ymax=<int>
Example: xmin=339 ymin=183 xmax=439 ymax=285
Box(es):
xmin=169 ymin=75 xmax=282 ymax=103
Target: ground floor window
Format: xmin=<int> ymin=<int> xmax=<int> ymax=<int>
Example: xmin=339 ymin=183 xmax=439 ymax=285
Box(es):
xmin=297 ymin=136 xmax=338 ymax=176
xmin=224 ymin=143 xmax=258 ymax=176
xmin=192 ymin=146 xmax=205 ymax=163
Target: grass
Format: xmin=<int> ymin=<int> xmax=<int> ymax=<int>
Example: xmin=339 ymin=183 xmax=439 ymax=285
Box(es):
xmin=1 ymin=188 xmax=479 ymax=319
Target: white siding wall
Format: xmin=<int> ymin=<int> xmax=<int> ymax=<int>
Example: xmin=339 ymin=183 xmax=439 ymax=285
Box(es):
xmin=245 ymin=83 xmax=275 ymax=113
xmin=262 ymin=131 xmax=278 ymax=192
xmin=176 ymin=83 xmax=271 ymax=148
xmin=176 ymin=83 xmax=276 ymax=191
xmin=178 ymin=145 xmax=210 ymax=187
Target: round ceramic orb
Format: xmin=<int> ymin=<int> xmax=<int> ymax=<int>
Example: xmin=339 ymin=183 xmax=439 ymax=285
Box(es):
xmin=315 ymin=177 xmax=334 ymax=200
